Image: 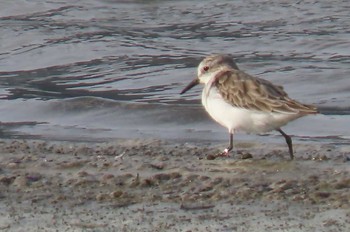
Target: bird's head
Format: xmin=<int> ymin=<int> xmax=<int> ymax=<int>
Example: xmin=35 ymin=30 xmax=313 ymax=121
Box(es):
xmin=181 ymin=54 xmax=239 ymax=94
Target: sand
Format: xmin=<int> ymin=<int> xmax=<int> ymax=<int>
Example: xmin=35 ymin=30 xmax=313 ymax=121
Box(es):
xmin=0 ymin=138 xmax=349 ymax=231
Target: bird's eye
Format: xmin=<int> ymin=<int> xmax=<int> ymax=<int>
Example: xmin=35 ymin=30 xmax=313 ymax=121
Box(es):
xmin=203 ymin=66 xmax=209 ymax=71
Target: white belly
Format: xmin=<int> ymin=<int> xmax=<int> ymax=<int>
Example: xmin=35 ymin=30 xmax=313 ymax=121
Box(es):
xmin=202 ymin=87 xmax=301 ymax=133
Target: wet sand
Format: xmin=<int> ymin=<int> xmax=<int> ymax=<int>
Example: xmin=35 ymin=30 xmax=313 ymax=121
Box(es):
xmin=0 ymin=138 xmax=349 ymax=231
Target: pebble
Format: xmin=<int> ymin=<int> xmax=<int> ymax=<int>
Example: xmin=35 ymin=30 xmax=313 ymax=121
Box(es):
xmin=240 ymin=152 xmax=253 ymax=159
xmin=7 ymin=162 xmax=20 ymax=169
xmin=110 ymin=191 xmax=123 ymax=198
xmin=149 ymin=162 xmax=165 ymax=170
xmin=13 ymin=176 xmax=28 ymax=188
xmin=26 ymin=173 xmax=42 ymax=182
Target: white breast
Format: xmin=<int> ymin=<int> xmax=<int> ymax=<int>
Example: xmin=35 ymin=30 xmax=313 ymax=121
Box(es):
xmin=202 ymin=86 xmax=301 ymax=134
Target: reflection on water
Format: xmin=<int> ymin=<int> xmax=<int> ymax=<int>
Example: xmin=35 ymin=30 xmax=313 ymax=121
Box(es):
xmin=0 ymin=0 xmax=349 ymax=143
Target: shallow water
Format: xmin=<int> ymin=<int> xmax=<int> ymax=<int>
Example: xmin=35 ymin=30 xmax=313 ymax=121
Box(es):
xmin=0 ymin=0 xmax=349 ymax=146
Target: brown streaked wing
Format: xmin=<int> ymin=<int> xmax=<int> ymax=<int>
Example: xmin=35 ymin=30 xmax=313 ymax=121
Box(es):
xmin=214 ymin=69 xmax=318 ymax=114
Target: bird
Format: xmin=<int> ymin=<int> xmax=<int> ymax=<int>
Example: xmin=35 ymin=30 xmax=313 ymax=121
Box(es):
xmin=180 ymin=54 xmax=318 ymax=160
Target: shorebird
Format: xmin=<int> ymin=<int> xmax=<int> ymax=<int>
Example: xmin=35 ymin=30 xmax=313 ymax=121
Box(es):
xmin=180 ymin=54 xmax=318 ymax=160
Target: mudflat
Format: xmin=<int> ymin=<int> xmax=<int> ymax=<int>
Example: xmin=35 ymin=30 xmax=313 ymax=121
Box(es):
xmin=0 ymin=139 xmax=349 ymax=231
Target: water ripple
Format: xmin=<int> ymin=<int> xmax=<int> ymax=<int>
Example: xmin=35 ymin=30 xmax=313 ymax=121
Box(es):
xmin=0 ymin=0 xmax=349 ymax=141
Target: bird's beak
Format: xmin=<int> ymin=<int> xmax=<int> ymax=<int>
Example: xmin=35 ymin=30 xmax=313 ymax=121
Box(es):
xmin=180 ymin=78 xmax=199 ymax=94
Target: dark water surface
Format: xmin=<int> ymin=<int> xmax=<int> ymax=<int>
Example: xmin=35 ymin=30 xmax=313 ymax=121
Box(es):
xmin=0 ymin=0 xmax=349 ymax=146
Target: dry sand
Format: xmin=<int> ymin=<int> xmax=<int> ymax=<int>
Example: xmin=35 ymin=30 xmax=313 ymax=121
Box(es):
xmin=0 ymin=138 xmax=349 ymax=231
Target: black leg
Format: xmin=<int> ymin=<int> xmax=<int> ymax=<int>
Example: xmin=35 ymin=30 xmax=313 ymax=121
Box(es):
xmin=225 ymin=133 xmax=234 ymax=153
xmin=207 ymin=133 xmax=233 ymax=160
xmin=277 ymin=128 xmax=294 ymax=160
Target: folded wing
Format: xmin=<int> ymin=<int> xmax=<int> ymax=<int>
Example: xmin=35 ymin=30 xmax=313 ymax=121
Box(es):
xmin=214 ymin=69 xmax=318 ymax=115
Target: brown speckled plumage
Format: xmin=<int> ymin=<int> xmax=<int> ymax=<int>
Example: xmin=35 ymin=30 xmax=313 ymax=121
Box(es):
xmin=214 ymin=68 xmax=318 ymax=114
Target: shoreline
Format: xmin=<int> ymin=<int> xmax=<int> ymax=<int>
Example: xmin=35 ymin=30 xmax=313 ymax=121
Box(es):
xmin=0 ymin=138 xmax=349 ymax=231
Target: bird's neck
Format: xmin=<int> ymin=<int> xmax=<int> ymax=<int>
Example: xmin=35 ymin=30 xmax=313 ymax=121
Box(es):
xmin=199 ymin=69 xmax=223 ymax=85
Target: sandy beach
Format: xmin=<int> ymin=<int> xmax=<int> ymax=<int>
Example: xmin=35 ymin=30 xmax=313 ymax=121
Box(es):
xmin=0 ymin=138 xmax=348 ymax=231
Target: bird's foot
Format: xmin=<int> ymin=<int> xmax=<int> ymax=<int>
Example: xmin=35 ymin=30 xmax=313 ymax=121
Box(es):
xmin=207 ymin=148 xmax=230 ymax=160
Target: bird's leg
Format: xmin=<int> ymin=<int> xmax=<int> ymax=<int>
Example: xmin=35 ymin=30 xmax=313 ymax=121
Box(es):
xmin=219 ymin=133 xmax=234 ymax=157
xmin=277 ymin=128 xmax=294 ymax=160
xmin=207 ymin=133 xmax=233 ymax=160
